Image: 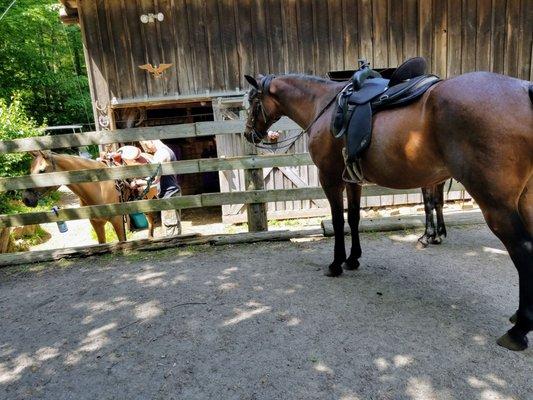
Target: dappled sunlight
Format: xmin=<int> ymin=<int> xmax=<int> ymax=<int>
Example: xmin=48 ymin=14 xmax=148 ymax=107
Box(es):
xmin=64 ymin=323 xmax=117 ymax=366
xmin=314 ymin=361 xmax=333 ymax=375
xmin=219 ymin=282 xmax=239 ymax=291
xmin=222 ymin=301 xmax=271 ymax=326
xmin=482 ymin=246 xmax=508 ymax=256
xmin=467 ymin=376 xmax=514 ymax=400
xmin=135 ymin=271 xmax=167 ymax=283
xmin=134 ymin=300 xmax=162 ymax=320
xmin=406 ymin=377 xmax=444 ymax=400
xmin=388 ymin=233 xmax=420 ymax=243
xmin=0 ymin=353 xmax=33 ymax=384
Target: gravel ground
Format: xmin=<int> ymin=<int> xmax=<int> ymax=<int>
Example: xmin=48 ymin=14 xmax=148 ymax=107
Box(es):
xmin=1 ymin=224 xmax=532 ymax=400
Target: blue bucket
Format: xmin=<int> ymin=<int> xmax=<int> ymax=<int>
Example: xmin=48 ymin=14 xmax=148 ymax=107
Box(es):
xmin=130 ymin=212 xmax=148 ymax=229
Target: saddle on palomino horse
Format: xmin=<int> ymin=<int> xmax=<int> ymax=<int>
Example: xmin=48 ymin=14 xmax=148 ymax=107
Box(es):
xmin=331 ymin=57 xmax=441 ymax=181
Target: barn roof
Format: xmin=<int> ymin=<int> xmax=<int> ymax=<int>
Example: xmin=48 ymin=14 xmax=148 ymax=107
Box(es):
xmin=59 ymin=0 xmax=78 ymax=24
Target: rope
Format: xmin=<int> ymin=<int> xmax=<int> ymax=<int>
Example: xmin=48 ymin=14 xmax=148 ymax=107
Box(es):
xmin=252 ymin=86 xmax=344 ymax=152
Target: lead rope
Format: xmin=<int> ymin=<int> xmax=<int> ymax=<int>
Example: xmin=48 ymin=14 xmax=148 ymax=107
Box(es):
xmin=252 ymin=86 xmax=346 ymax=151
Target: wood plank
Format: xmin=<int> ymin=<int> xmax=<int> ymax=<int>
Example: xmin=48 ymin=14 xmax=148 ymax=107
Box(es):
xmin=282 ymin=0 xmax=301 ymax=73
xmin=297 ymin=0 xmax=315 ymax=74
xmin=235 ymin=0 xmax=255 ymax=82
xmin=251 ymin=0 xmax=270 ymax=74
xmin=342 ymin=0 xmax=359 ymax=70
xmin=372 ymin=0 xmax=389 ymax=68
xmin=243 ymin=140 xmax=267 ymax=231
xmin=460 ymin=0 xmax=477 ymax=74
xmin=205 ymin=0 xmax=226 ymax=91
xmin=518 ymin=0 xmax=533 ymax=80
xmin=402 ymin=0 xmax=418 ymax=60
xmin=0 ymin=230 xmax=328 ymax=268
xmin=156 ymin=0 xmax=179 ymax=96
xmin=491 ymin=0 xmax=506 ymax=74
xmin=388 ymin=0 xmax=403 ymax=67
xmin=358 ymin=0 xmax=373 ymax=64
xmin=327 ymin=0 xmax=344 ymax=72
xmin=446 ymin=0 xmax=462 ymax=77
xmin=433 ymin=0 xmax=448 ymax=77
xmin=218 ymin=0 xmax=240 ymax=89
xmin=476 ymin=0 xmax=492 ymax=71
xmin=419 ymin=0 xmax=433 ymax=72
xmin=0 ymin=118 xmax=300 ymax=153
xmin=266 ymin=0 xmax=285 ymax=74
xmin=504 ymin=0 xmax=520 ymax=77
xmin=312 ymin=0 xmax=330 ymax=75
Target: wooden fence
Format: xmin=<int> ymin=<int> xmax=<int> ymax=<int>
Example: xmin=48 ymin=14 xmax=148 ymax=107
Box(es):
xmin=0 ymin=118 xmax=465 ymax=231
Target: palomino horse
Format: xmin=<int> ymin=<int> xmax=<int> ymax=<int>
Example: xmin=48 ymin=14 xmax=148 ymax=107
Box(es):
xmin=243 ymin=72 xmax=533 ymax=351
xmin=22 ymin=151 xmax=156 ymax=243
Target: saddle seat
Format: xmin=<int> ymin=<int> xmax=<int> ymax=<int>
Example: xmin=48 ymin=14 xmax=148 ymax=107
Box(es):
xmin=332 ymin=57 xmax=441 ymax=165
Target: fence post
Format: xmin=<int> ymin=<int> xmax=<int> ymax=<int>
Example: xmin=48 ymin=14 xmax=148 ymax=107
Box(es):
xmin=243 ymin=138 xmax=268 ymax=231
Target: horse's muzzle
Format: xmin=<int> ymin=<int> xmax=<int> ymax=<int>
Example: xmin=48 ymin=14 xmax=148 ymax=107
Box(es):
xmin=22 ymin=189 xmax=39 ymax=207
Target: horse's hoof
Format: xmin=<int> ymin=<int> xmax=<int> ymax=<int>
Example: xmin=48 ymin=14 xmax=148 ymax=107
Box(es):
xmin=324 ymin=263 xmax=343 ymax=277
xmin=438 ymin=228 xmax=447 ymax=238
xmin=430 ymin=236 xmax=442 ymax=245
xmin=344 ymin=257 xmax=360 ymax=271
xmin=497 ymin=331 xmax=528 ymax=351
xmin=417 ymin=237 xmax=429 ymax=249
xmin=509 ymin=311 xmax=518 ymax=324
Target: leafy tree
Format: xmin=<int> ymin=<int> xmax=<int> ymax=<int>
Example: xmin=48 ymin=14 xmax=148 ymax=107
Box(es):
xmin=0 ymin=0 xmax=92 ymax=127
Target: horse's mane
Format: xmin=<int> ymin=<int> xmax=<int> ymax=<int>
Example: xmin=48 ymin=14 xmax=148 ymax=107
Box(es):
xmin=282 ymin=74 xmax=338 ymax=85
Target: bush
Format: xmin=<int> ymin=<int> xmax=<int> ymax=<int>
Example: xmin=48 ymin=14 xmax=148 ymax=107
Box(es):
xmin=0 ymin=96 xmax=42 ymax=213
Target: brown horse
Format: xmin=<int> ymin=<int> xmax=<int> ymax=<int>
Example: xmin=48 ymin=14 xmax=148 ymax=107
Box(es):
xmin=243 ymin=72 xmax=533 ymax=351
xmin=22 ymin=151 xmax=156 ymax=243
xmin=419 ymin=182 xmax=447 ymax=247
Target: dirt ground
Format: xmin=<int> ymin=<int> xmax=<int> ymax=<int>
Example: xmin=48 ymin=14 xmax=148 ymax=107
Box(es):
xmin=1 ymin=224 xmax=532 ymax=400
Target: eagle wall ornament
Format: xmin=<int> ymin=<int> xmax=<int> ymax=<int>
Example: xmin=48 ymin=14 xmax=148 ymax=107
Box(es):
xmin=138 ymin=63 xmax=173 ymax=78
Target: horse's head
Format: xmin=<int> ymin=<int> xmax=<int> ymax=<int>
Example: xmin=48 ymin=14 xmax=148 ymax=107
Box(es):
xmin=243 ymin=74 xmax=282 ymax=143
xmin=22 ymin=151 xmax=58 ymax=207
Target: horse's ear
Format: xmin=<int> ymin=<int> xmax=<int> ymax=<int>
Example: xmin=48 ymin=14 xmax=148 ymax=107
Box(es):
xmin=29 ymin=151 xmax=39 ymax=158
xmin=244 ymin=75 xmax=259 ymax=89
xmin=41 ymin=150 xmax=51 ymax=160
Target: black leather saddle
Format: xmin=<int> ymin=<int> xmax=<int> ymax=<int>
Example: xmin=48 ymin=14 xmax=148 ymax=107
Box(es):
xmin=331 ymin=57 xmax=441 ymax=163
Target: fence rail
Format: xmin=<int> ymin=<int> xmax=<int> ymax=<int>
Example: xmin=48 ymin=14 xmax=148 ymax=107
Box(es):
xmin=0 ymin=119 xmax=467 ymax=233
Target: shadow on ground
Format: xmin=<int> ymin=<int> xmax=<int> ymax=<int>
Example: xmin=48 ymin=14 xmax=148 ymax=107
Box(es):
xmin=0 ymin=225 xmax=531 ymax=400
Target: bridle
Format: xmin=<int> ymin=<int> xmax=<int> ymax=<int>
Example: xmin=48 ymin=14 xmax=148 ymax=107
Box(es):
xmin=245 ymin=74 xmax=281 ymax=143
xmin=245 ymin=75 xmax=346 ymax=151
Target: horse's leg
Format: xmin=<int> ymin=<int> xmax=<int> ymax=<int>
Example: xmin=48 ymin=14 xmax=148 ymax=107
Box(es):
xmin=510 ymin=178 xmax=532 ymax=326
xmin=320 ymin=173 xmax=346 ymax=277
xmin=433 ymin=181 xmax=447 ymax=244
xmin=418 ymin=187 xmax=436 ymax=248
xmin=479 ymin=206 xmax=533 ymax=351
xmin=90 ymin=219 xmax=107 ymax=244
xmin=110 ymin=216 xmax=127 ymax=242
xmin=146 ymin=213 xmax=155 ymax=239
xmin=344 ymin=183 xmax=362 ymax=270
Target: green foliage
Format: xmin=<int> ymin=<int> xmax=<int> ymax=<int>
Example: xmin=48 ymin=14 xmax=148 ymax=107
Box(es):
xmin=0 ymin=96 xmax=40 ymax=178
xmin=90 ymin=222 xmax=133 ymax=243
xmin=0 ymin=0 xmax=92 ymax=126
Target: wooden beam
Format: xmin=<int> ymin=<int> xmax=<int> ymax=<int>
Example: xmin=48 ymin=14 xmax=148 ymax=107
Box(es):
xmin=0 ymin=229 xmax=325 ymax=268
xmin=0 ymin=153 xmax=314 ymax=192
xmin=0 ymin=188 xmax=326 ymax=228
xmin=0 ymin=118 xmax=300 ymax=154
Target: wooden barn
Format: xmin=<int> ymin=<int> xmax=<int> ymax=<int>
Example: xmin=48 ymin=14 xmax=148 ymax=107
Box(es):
xmin=60 ymin=0 xmax=532 ymax=222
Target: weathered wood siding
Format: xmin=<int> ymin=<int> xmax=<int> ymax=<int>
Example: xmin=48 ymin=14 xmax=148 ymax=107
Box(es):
xmin=78 ymin=0 xmax=532 ymax=108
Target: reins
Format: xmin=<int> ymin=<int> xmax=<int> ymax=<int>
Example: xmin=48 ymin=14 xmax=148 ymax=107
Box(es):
xmin=249 ymin=77 xmax=346 ymax=151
